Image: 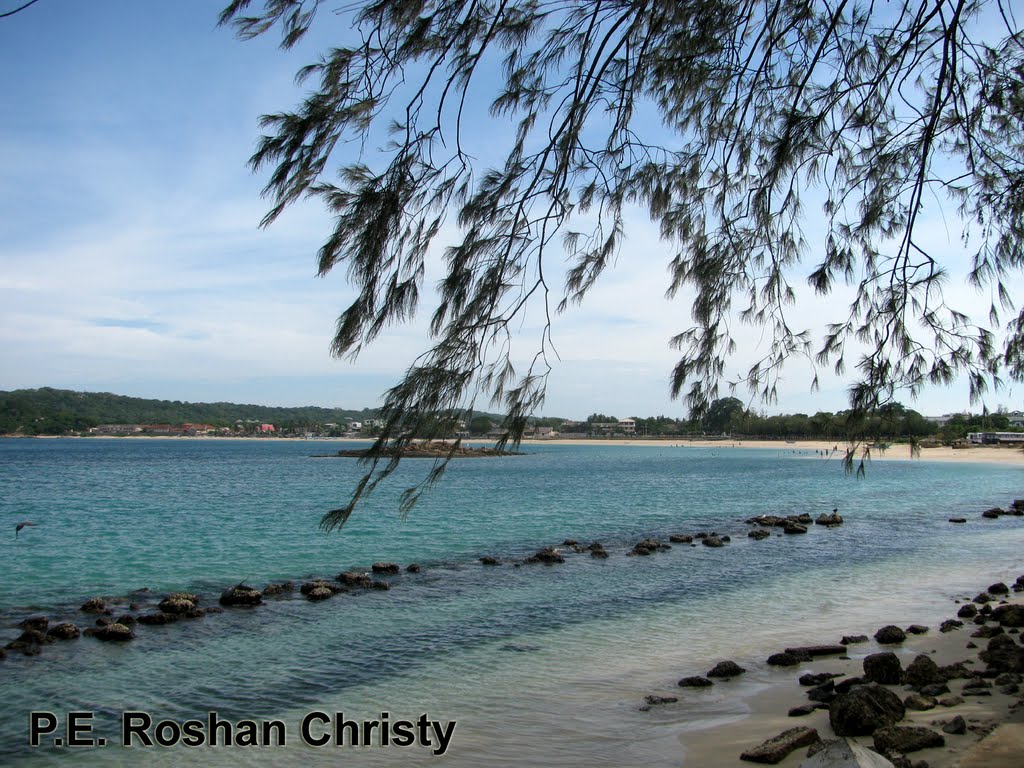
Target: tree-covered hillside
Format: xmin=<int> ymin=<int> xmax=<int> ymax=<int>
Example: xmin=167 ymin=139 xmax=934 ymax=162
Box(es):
xmin=0 ymin=388 xmax=379 ymax=435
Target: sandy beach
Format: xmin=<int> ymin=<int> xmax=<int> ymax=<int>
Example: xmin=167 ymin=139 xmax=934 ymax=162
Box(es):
xmin=657 ymin=576 xmax=1024 ymax=768
xmin=521 ymin=437 xmax=1024 ymax=466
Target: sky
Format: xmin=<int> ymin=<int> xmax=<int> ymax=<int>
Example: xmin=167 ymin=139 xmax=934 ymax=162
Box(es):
xmin=1 ymin=0 xmax=1021 ymax=420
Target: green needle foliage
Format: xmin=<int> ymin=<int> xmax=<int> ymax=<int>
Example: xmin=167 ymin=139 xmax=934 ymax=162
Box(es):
xmin=220 ymin=0 xmax=1024 ymax=529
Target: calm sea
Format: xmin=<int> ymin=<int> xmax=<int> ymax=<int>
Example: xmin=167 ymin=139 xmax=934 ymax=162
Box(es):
xmin=1 ymin=438 xmax=1022 ymax=766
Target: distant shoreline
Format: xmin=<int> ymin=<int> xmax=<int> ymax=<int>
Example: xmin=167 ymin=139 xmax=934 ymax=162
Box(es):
xmin=5 ymin=434 xmax=1020 ymax=465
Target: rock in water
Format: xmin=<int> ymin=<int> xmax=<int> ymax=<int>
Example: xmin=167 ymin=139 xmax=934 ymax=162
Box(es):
xmin=797 ymin=738 xmax=896 ymax=768
xmin=80 ymin=597 xmax=106 ymax=613
xmin=872 ymin=726 xmax=944 ymax=755
xmin=219 ymin=584 xmax=263 ymax=607
xmin=93 ymin=623 xmax=134 ymax=642
xmin=46 ymin=623 xmax=80 ymax=641
xmin=707 ymin=660 xmax=746 ymax=678
xmin=740 ymin=727 xmax=820 ymax=764
xmin=677 ymin=676 xmax=713 ymax=688
xmin=829 ymin=684 xmax=906 ymax=736
xmin=787 ymin=644 xmax=847 ymax=657
xmin=337 ymin=571 xmax=373 ymax=588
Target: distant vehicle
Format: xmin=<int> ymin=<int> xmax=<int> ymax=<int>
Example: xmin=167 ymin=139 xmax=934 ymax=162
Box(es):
xmin=966 ymin=432 xmax=1024 ymax=444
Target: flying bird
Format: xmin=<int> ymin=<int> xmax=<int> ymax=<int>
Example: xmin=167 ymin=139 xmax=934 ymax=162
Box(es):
xmin=15 ymin=521 xmax=37 ymax=538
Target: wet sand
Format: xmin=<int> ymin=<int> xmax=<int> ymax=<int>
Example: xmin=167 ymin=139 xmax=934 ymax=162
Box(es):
xmin=664 ymin=586 xmax=1024 ymax=767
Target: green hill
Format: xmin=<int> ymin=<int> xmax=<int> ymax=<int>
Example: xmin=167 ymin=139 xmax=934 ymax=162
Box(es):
xmin=0 ymin=388 xmax=380 ymax=435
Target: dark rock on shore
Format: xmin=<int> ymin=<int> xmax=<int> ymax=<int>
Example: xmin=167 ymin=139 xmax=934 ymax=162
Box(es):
xmin=864 ymin=652 xmax=903 ymax=685
xmin=590 ymin=547 xmax=609 ymax=558
xmin=784 ymin=523 xmax=808 ymax=534
xmin=979 ymin=634 xmax=1024 ymax=673
xmin=669 ymin=534 xmax=693 ymax=543
xmin=841 ymin=634 xmax=869 ymax=645
xmin=800 ymin=672 xmax=841 ymax=687
xmin=981 ymin=507 xmax=1003 ymax=519
xmin=707 ymin=660 xmax=746 ymax=678
xmin=974 ymin=592 xmax=992 ymax=604
xmin=958 ymin=603 xmax=979 ymax=618
xmin=371 ymin=562 xmax=400 ymax=574
xmin=948 ymin=517 xmax=967 ymax=523
xmin=971 ymin=624 xmax=1004 ymax=639
xmin=874 ymin=625 xmax=907 ymax=644
xmin=678 ymin=675 xmax=713 ymax=688
xmin=940 ymin=619 xmax=963 ymax=633
xmin=903 ymin=693 xmax=936 ymax=711
xmin=834 ymin=676 xmax=866 ymax=694
xmin=988 ymin=582 xmax=1009 ymax=595
xmin=788 ymin=704 xmax=819 ymax=717
xmin=829 ymin=683 xmax=906 ymax=736
xmin=942 ymin=715 xmax=966 ymax=735
xmin=46 ymin=623 xmax=80 ymax=640
xmin=740 ymin=726 xmax=820 ymax=764
xmin=992 ymin=603 xmax=1024 ymax=627
xmin=903 ymin=655 xmax=943 ymax=688
xmin=906 ymin=624 xmax=928 ymax=635
xmin=807 ymin=681 xmax=836 ymax=703
xmin=480 ymin=556 xmax=500 ymax=566
xmin=702 ymin=536 xmax=725 ymax=547
xmin=872 ymin=726 xmax=944 ymax=755
xmin=748 ymin=529 xmax=771 ymax=540
xmin=219 ymin=584 xmax=263 ymax=607
xmin=406 ymin=563 xmax=421 ymax=573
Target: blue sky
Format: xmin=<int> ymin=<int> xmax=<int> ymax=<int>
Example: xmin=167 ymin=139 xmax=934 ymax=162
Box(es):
xmin=0 ymin=1 xmax=1020 ymax=419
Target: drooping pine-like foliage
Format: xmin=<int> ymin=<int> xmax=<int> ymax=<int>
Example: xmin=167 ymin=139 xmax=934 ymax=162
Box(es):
xmin=220 ymin=0 xmax=1024 ymax=528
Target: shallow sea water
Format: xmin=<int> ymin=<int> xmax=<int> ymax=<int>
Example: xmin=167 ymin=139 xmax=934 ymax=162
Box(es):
xmin=1 ymin=438 xmax=1022 ymax=766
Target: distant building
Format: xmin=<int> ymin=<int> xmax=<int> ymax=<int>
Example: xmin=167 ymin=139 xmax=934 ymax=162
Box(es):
xmin=89 ymin=424 xmax=142 ymax=435
xmin=924 ymin=414 xmax=961 ymax=426
xmin=260 ymin=424 xmax=275 ymax=434
xmin=590 ymin=420 xmax=636 ymax=435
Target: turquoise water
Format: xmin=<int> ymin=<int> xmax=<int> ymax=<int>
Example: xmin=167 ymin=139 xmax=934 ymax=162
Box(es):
xmin=1 ymin=438 xmax=1022 ymax=766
